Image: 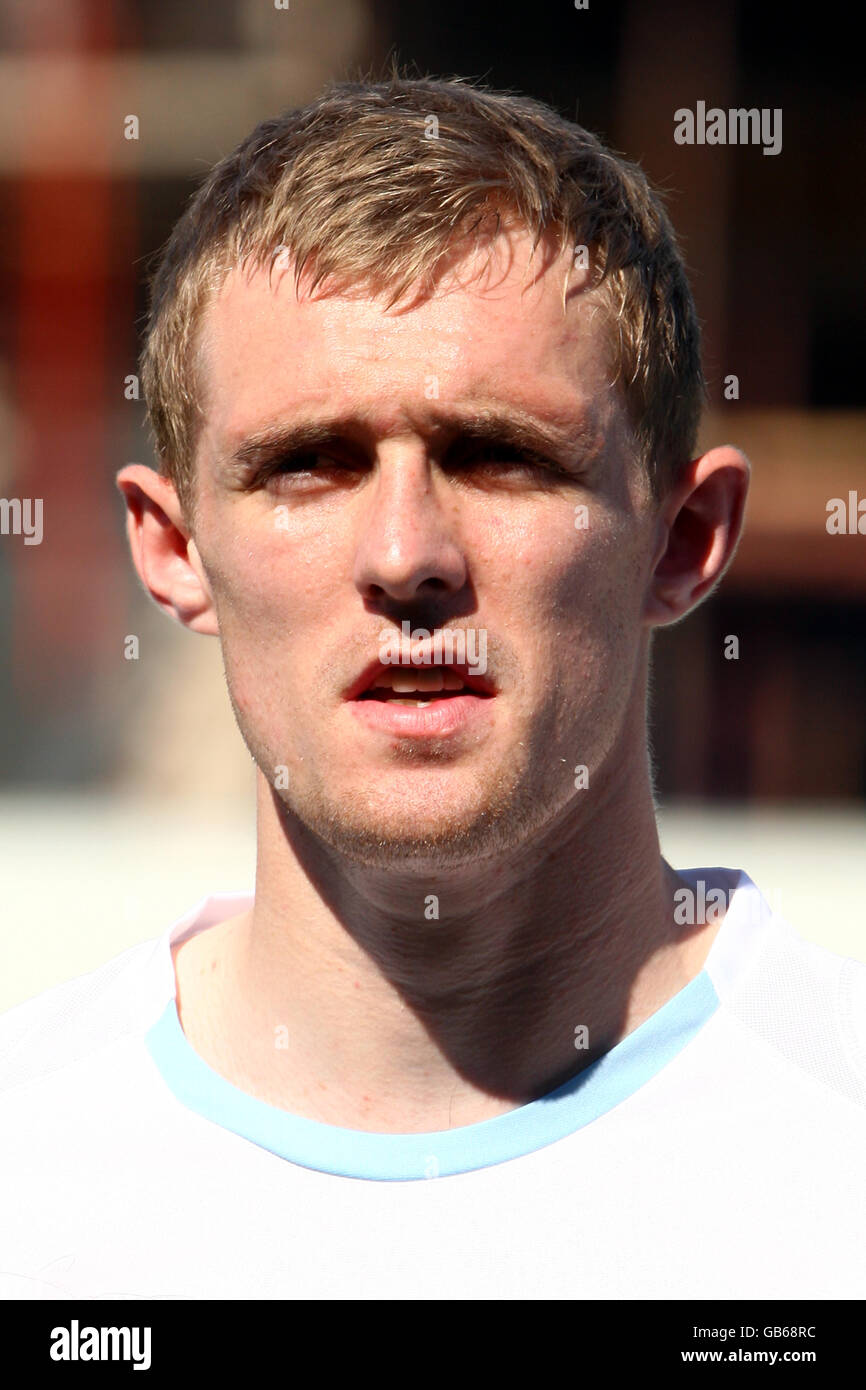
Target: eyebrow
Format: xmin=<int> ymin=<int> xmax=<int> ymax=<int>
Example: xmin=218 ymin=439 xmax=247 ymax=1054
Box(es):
xmin=221 ymin=407 xmax=602 ymax=484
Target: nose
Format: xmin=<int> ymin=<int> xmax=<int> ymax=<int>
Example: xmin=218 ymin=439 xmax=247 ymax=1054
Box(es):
xmin=352 ymin=444 xmax=468 ymax=604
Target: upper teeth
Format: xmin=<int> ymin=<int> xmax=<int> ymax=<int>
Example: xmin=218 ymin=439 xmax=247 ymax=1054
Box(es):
xmin=372 ymin=668 xmax=466 ymax=694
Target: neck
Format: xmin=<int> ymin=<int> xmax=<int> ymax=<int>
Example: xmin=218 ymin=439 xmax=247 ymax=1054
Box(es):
xmin=173 ymin=736 xmax=718 ymax=1133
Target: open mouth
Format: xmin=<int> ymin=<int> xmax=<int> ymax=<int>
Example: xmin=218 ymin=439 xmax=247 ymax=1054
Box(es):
xmin=345 ymin=660 xmax=496 ymax=705
xmin=356 ymin=667 xmax=493 ymax=707
xmin=343 ymin=655 xmax=497 ymax=739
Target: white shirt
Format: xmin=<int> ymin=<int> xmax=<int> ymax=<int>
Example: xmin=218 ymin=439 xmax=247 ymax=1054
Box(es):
xmin=1 ymin=866 xmax=864 ymax=1299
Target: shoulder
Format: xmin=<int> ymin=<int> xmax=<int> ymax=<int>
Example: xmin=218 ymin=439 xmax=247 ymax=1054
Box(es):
xmin=709 ymin=870 xmax=866 ymax=1113
xmin=0 ymin=932 xmax=172 ymax=1096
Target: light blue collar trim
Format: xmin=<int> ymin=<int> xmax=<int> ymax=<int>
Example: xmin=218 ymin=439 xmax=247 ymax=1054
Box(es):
xmin=145 ymin=969 xmax=719 ymax=1182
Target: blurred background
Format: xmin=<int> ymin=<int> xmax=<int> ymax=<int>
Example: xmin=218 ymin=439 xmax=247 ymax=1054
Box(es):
xmin=1 ymin=0 xmax=864 ymax=1008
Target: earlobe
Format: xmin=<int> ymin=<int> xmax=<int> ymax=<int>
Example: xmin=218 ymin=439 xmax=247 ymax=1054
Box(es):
xmin=643 ymin=446 xmax=750 ymax=628
xmin=115 ymin=464 xmax=219 ymax=636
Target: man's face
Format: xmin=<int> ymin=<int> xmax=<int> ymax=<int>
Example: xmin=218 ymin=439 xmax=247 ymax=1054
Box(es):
xmin=188 ymin=227 xmax=661 ymax=865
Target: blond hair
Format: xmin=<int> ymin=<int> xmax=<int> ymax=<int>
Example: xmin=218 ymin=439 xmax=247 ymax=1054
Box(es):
xmin=141 ymin=71 xmax=705 ymax=521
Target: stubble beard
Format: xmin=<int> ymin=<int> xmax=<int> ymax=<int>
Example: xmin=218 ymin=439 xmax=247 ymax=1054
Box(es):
xmin=272 ymin=758 xmax=558 ymax=869
xmin=234 ymin=702 xmax=567 ymax=871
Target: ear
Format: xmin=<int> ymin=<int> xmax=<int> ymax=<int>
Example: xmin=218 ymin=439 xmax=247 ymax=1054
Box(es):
xmin=115 ymin=464 xmax=219 ymax=636
xmin=643 ymin=445 xmax=750 ymax=627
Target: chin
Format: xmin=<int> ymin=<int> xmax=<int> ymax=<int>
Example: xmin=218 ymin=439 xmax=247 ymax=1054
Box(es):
xmin=301 ymin=818 xmax=515 ymax=869
xmin=276 ymin=771 xmax=558 ymax=869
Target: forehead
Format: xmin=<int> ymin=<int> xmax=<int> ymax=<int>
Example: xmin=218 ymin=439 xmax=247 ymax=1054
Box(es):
xmin=195 ymin=226 xmax=621 ymax=445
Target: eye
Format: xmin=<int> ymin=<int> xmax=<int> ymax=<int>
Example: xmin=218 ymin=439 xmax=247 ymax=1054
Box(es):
xmin=270 ymin=452 xmax=340 ymax=473
xmin=452 ymin=442 xmax=550 ymax=472
xmin=262 ymin=451 xmax=362 ymax=485
xmin=447 ymin=440 xmax=568 ymax=483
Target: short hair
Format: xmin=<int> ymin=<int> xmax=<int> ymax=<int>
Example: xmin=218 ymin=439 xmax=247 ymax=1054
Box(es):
xmin=141 ymin=71 xmax=706 ymax=522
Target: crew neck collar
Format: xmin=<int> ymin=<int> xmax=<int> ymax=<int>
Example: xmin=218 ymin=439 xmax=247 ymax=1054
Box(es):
xmin=145 ymin=868 xmax=768 ymax=1181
